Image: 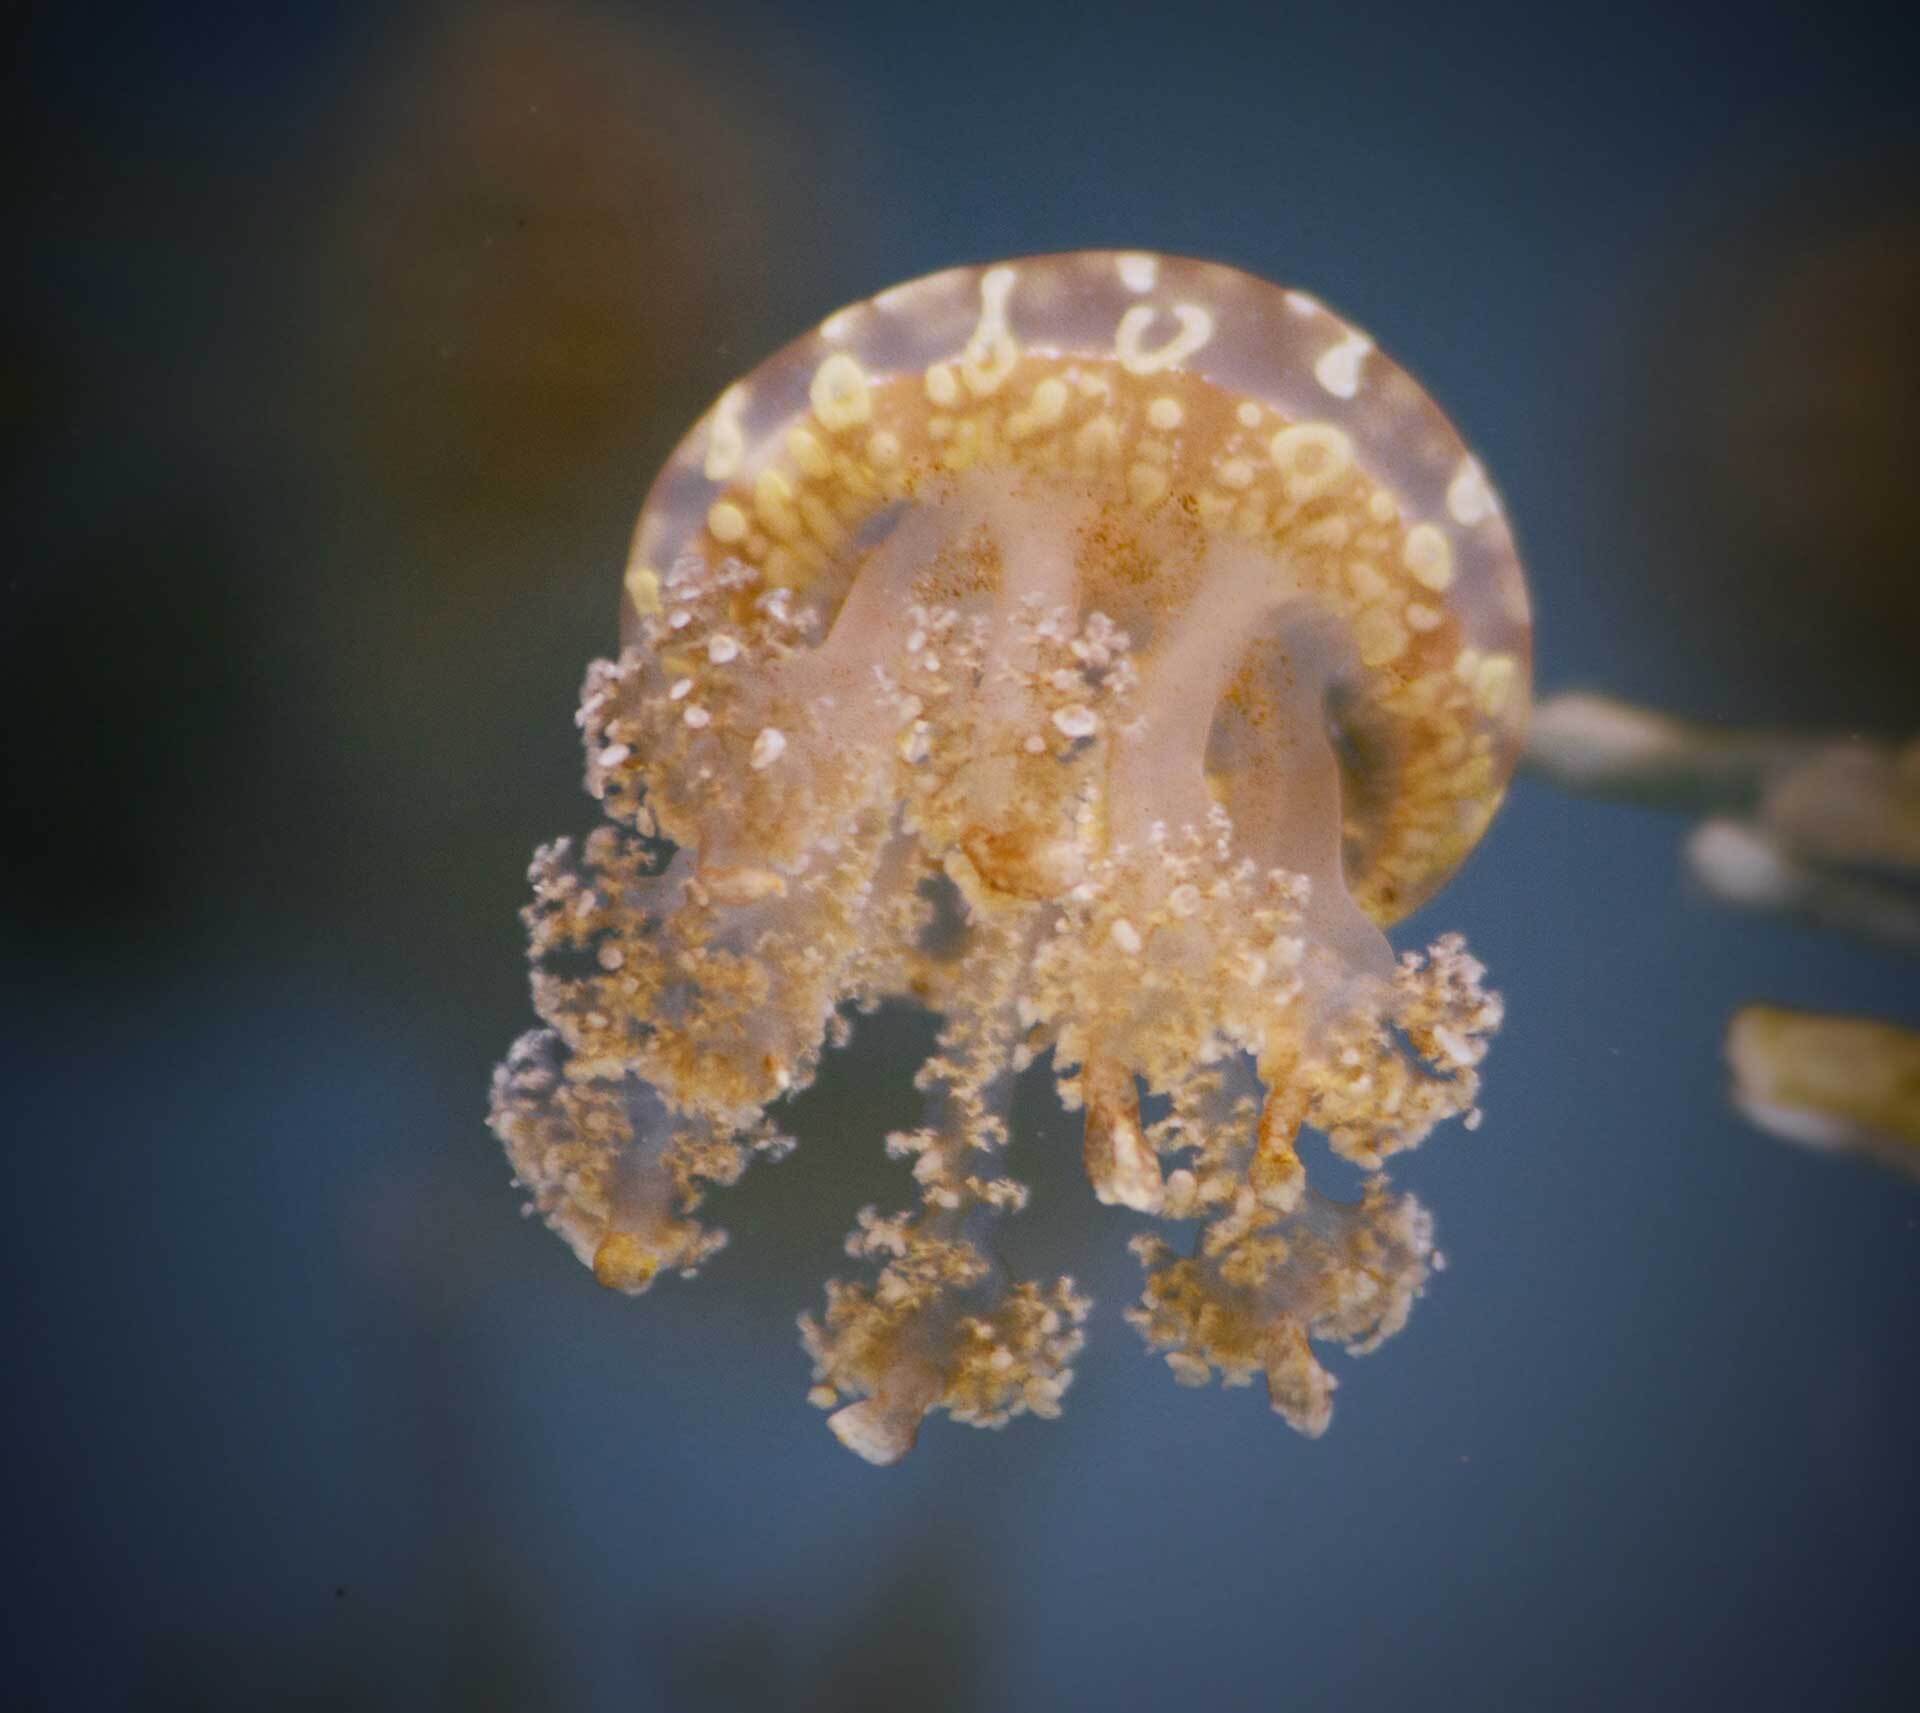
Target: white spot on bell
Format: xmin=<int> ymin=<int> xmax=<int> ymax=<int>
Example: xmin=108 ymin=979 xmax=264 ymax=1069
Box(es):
xmin=1447 ymin=457 xmax=1498 ymax=526
xmin=1314 ymin=331 xmax=1372 ymax=399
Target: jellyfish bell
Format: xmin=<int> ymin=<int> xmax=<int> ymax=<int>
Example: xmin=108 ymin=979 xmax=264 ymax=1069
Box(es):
xmin=492 ymin=252 xmax=1531 ymax=1461
xmin=624 ymin=252 xmax=1530 ymax=920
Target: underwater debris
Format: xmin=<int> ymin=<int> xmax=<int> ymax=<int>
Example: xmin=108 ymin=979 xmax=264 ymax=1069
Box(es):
xmin=492 ymin=252 xmax=1531 ymax=1459
xmin=1528 ymin=693 xmax=1920 ymax=950
xmin=1526 ymin=694 xmax=1919 ymax=1177
xmin=1728 ymin=1006 xmax=1920 ymax=1181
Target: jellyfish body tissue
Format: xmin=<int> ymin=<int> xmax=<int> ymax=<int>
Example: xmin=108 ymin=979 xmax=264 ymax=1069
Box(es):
xmin=490 ymin=252 xmax=1532 ymax=1462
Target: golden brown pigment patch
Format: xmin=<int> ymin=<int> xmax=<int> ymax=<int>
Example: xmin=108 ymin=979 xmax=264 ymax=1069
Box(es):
xmin=491 ymin=252 xmax=1532 ymax=1461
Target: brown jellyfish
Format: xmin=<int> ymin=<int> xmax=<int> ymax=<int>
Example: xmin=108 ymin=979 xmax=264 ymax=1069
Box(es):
xmin=489 ymin=252 xmax=1532 ymax=1461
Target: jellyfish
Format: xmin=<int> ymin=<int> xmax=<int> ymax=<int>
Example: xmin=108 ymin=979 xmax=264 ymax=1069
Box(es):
xmin=490 ymin=252 xmax=1532 ymax=1461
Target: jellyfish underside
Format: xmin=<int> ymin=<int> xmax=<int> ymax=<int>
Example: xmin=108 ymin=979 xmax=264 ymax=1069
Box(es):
xmin=490 ymin=255 xmax=1527 ymax=1462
